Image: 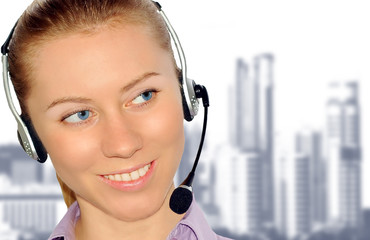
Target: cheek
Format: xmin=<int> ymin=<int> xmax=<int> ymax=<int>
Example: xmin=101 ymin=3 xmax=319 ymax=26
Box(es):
xmin=139 ymin=91 xmax=185 ymax=166
xmin=151 ymin=110 xmax=184 ymax=144
xmin=144 ymin=98 xmax=185 ymax=191
xmin=41 ymin=127 xmax=98 ymax=180
xmin=46 ymin=130 xmax=103 ymax=201
xmin=149 ymin=94 xmax=184 ymax=145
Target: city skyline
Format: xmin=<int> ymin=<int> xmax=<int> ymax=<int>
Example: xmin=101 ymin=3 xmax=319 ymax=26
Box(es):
xmin=188 ymin=55 xmax=367 ymax=239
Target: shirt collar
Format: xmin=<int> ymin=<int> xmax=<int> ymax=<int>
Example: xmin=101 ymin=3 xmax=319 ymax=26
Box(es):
xmin=48 ymin=201 xmax=80 ymax=240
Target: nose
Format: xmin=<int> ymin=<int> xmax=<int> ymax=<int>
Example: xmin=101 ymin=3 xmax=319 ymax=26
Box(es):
xmin=101 ymin=114 xmax=143 ymax=159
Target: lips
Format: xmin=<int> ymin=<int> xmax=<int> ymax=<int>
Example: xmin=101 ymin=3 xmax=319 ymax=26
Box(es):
xmin=103 ymin=163 xmax=151 ymax=182
xmin=99 ymin=161 xmax=156 ymax=191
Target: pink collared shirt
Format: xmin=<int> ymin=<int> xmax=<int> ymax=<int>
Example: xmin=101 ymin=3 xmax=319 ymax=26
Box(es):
xmin=48 ymin=200 xmax=232 ymax=240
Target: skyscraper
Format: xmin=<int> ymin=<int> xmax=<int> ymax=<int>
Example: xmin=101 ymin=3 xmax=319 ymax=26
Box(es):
xmin=280 ymin=152 xmax=312 ymax=239
xmin=221 ymin=54 xmax=275 ymax=235
xmin=296 ymin=130 xmax=327 ymax=228
xmin=214 ymin=146 xmax=262 ymax=235
xmin=232 ymin=58 xmax=258 ymax=151
xmin=254 ymin=54 xmax=275 ymax=225
xmin=326 ymin=81 xmax=362 ymax=228
xmin=275 ymin=155 xmax=288 ymax=238
xmin=294 ymin=153 xmax=311 ymax=236
xmin=277 ymin=130 xmax=327 ymax=239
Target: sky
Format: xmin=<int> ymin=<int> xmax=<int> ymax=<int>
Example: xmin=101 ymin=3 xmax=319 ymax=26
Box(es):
xmin=1 ymin=0 xmax=369 ymax=207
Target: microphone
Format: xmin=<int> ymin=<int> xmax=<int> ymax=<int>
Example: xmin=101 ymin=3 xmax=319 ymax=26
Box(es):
xmin=169 ymin=172 xmax=194 ymax=214
xmin=170 ymin=84 xmax=209 ymax=214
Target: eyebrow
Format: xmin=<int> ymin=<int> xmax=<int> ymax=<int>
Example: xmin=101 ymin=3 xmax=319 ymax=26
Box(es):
xmin=46 ymin=97 xmax=92 ymax=111
xmin=46 ymin=71 xmax=160 ymax=111
xmin=120 ymin=72 xmax=160 ymax=94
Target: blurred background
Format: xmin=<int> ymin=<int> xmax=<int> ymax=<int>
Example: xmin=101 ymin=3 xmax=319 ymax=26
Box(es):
xmin=0 ymin=0 xmax=369 ymax=239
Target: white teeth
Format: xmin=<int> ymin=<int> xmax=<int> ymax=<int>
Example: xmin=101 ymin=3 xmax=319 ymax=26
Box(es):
xmin=130 ymin=170 xmax=140 ymax=180
xmin=104 ymin=163 xmax=151 ymax=182
xmin=114 ymin=174 xmax=122 ymax=181
xmin=138 ymin=168 xmax=146 ymax=177
xmin=121 ymin=173 xmax=131 ymax=181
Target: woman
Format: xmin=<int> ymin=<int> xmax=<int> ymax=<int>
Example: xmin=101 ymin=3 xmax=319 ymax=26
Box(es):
xmin=3 ymin=0 xmax=231 ymax=239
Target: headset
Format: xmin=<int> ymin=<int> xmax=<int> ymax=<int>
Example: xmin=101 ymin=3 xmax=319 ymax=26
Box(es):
xmin=1 ymin=0 xmax=209 ymax=215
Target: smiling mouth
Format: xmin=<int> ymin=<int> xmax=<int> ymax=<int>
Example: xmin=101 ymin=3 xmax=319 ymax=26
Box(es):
xmin=103 ymin=163 xmax=152 ymax=182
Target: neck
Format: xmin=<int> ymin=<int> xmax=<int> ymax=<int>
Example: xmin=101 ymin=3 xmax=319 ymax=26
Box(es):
xmin=75 ymin=183 xmax=185 ymax=240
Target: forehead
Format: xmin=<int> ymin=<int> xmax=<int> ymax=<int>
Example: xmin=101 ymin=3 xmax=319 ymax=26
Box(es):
xmin=34 ymin=25 xmax=167 ymax=80
xmin=25 ymin=24 xmax=176 ymax=108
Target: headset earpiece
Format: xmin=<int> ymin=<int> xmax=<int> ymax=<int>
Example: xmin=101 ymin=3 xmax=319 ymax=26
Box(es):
xmin=14 ymin=114 xmax=48 ymax=163
xmin=18 ymin=116 xmax=48 ymax=163
xmin=181 ymin=87 xmax=193 ymax=122
xmin=178 ymin=73 xmax=197 ymax=122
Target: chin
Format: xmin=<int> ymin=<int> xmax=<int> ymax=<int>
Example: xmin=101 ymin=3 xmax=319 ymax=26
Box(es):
xmin=114 ymin=204 xmax=162 ymax=222
xmin=98 ymin=186 xmax=172 ymax=222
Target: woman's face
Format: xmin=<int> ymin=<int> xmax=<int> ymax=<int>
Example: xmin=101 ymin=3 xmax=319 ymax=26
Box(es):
xmin=26 ymin=24 xmax=185 ymax=221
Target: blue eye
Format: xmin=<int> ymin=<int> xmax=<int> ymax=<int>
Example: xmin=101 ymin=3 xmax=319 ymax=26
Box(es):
xmin=132 ymin=91 xmax=154 ymax=104
xmin=64 ymin=110 xmax=91 ymax=123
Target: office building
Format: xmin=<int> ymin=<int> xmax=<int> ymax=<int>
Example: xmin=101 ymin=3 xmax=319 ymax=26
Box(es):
xmin=233 ymin=58 xmax=258 ymax=151
xmin=214 ymin=145 xmax=262 ymax=235
xmin=280 ymin=152 xmax=312 ymax=239
xmin=224 ymin=54 xmax=275 ymax=235
xmin=294 ymin=153 xmax=312 ymax=236
xmin=254 ymin=54 xmax=275 ymax=225
xmin=296 ymin=130 xmax=327 ymax=228
xmin=326 ymin=81 xmax=362 ymax=228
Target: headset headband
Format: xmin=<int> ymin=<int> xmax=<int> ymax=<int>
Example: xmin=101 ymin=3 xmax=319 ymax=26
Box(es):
xmin=153 ymin=2 xmax=199 ymax=118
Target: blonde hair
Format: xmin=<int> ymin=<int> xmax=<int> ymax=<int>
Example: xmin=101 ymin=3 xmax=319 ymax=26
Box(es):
xmin=8 ymin=0 xmax=174 ymax=208
xmin=56 ymin=175 xmax=77 ymax=207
